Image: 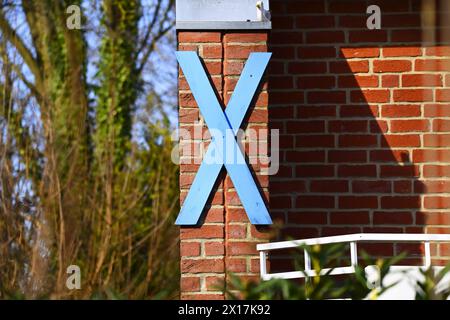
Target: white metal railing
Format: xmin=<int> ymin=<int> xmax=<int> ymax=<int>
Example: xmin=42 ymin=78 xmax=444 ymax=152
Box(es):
xmin=256 ymin=233 xmax=450 ymax=281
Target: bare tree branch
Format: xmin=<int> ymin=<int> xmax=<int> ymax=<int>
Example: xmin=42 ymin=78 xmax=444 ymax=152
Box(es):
xmin=136 ymin=0 xmax=174 ymax=75
xmin=0 ymin=45 xmax=40 ymax=99
xmin=136 ymin=0 xmax=162 ymax=57
xmin=0 ymin=9 xmax=42 ymax=89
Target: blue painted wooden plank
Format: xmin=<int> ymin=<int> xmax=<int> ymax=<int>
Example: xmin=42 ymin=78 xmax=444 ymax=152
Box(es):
xmin=175 ymin=157 xmax=223 ymax=225
xmin=175 ymin=52 xmax=225 ymax=225
xmin=222 ymin=129 xmax=273 ymax=225
xmin=227 ymin=52 xmax=272 ymax=132
xmin=175 ymin=51 xmax=272 ymax=225
xmin=176 ymin=51 xmax=272 ymax=225
xmin=176 ymin=51 xmax=228 ymax=136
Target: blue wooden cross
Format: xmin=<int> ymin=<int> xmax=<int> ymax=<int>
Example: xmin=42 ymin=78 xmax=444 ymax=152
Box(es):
xmin=176 ymin=51 xmax=272 ymax=225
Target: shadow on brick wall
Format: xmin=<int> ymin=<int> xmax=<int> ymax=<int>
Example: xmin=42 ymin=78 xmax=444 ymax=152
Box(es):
xmin=267 ymin=0 xmax=450 ymax=272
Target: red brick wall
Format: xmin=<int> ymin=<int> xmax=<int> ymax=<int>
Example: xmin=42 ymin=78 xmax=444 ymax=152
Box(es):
xmin=178 ymin=31 xmax=271 ymax=299
xmin=269 ymin=0 xmax=450 ymax=271
xmin=178 ymin=0 xmax=450 ymax=299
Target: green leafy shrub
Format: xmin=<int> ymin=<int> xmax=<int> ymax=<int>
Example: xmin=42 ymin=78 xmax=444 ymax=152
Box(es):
xmin=225 ymin=244 xmax=450 ymax=300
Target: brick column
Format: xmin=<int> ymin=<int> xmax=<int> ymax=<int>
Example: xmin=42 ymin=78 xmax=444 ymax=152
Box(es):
xmin=223 ymin=32 xmax=271 ymax=286
xmin=178 ymin=31 xmax=271 ymax=299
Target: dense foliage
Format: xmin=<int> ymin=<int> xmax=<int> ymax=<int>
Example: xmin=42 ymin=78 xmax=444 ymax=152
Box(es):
xmin=0 ymin=0 xmax=178 ymax=299
xmin=226 ymin=244 xmax=450 ymax=300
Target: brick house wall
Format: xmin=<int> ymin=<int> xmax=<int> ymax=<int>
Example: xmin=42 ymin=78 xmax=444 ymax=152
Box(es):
xmin=178 ymin=0 xmax=450 ymax=299
xmin=178 ymin=31 xmax=271 ymax=299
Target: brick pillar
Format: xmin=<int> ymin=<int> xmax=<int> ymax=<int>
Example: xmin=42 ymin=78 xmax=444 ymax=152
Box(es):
xmin=223 ymin=32 xmax=271 ymax=287
xmin=178 ymin=31 xmax=271 ymax=299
